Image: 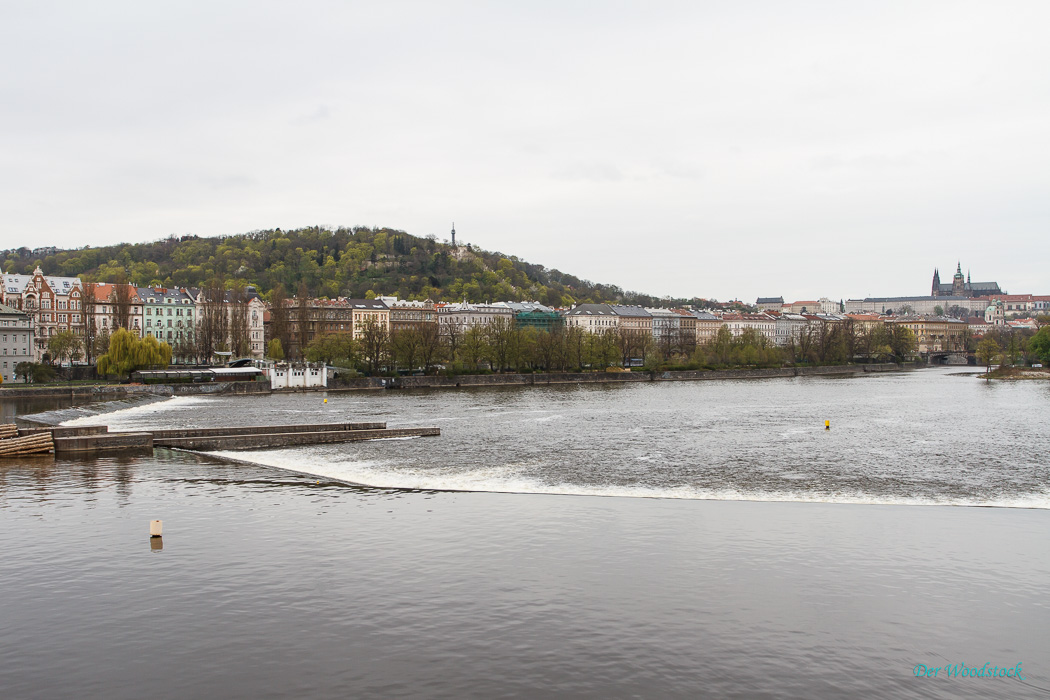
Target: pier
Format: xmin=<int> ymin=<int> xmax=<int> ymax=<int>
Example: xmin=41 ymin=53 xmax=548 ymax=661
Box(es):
xmin=2 ymin=421 xmax=440 ymax=456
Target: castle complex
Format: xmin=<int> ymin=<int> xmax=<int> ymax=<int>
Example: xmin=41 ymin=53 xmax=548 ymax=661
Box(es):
xmin=931 ymin=263 xmax=1003 ymax=298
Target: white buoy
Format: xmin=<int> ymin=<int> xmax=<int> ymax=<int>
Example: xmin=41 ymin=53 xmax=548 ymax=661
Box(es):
xmin=150 ymin=520 xmax=163 ymax=538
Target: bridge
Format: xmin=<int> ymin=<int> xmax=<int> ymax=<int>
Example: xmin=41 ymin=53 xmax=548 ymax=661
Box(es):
xmin=926 ymin=352 xmax=974 ymax=366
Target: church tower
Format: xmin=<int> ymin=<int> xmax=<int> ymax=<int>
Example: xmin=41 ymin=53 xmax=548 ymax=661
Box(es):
xmin=951 ymin=262 xmax=965 ymax=297
xmin=931 ymin=268 xmax=941 ymax=297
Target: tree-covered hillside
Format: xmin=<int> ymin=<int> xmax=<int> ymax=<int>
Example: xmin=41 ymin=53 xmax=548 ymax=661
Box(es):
xmin=1 ymin=226 xmax=723 ymax=307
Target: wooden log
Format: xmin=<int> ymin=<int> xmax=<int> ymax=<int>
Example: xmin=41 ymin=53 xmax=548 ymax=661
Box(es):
xmin=0 ymin=447 xmax=54 ymax=456
xmin=0 ymin=434 xmax=54 ymax=455
xmin=0 ymin=441 xmax=54 ymax=453
xmin=0 ymin=424 xmax=19 ymax=438
xmin=0 ymin=433 xmax=51 ymax=443
xmin=0 ymin=437 xmax=52 ymax=449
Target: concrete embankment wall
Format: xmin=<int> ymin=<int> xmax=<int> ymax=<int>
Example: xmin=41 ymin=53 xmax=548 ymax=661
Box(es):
xmin=2 ymin=364 xmax=904 ymax=399
xmin=0 ymin=381 xmax=271 ymax=400
xmin=329 ymin=363 xmax=903 ymax=391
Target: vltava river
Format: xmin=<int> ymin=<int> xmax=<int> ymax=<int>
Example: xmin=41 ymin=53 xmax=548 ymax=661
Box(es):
xmin=1 ymin=368 xmax=1048 ymax=698
xmin=59 ymin=366 xmax=1050 ymax=507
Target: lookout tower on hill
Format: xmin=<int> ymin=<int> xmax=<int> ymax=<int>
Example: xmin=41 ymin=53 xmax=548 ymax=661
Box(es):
xmin=451 ymin=223 xmax=456 ymax=246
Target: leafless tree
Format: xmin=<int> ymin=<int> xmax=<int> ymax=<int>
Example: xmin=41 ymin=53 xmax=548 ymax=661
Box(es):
xmin=442 ymin=319 xmax=463 ymax=364
xmin=358 ymin=316 xmax=389 ymax=374
xmin=536 ymin=326 xmax=563 ymax=370
xmin=269 ymin=283 xmax=291 ymax=356
xmin=566 ymin=326 xmax=586 ymax=371
xmin=391 ymin=328 xmax=422 ymax=372
xmin=418 ymin=322 xmax=443 ymax=373
xmin=486 ymin=316 xmax=513 ymax=371
xmin=229 ymin=285 xmax=250 ymax=357
xmin=196 ymin=279 xmax=229 ymax=363
xmin=81 ymin=283 xmax=98 ymax=364
xmin=461 ymin=325 xmax=489 ymax=369
xmin=295 ymin=281 xmax=311 ymax=360
xmin=113 ymin=279 xmax=133 ymax=331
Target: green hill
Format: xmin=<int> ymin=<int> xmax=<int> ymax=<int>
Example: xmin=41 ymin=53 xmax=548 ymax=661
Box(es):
xmin=2 ymin=226 xmax=692 ymax=307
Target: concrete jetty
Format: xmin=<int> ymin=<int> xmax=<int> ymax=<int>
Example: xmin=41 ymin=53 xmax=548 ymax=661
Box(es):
xmin=7 ymin=421 xmax=439 ymax=456
xmin=155 ymin=426 xmax=440 ymax=451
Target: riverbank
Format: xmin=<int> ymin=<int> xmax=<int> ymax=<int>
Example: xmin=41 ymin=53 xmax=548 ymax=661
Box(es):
xmin=330 ymin=362 xmax=906 ymax=391
xmin=0 ymin=381 xmax=270 ymax=400
xmin=0 ymin=362 xmax=906 ymax=399
xmin=984 ymin=366 xmax=1050 ymax=380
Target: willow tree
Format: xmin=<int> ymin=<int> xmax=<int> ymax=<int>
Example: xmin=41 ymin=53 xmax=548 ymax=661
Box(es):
xmin=97 ymin=328 xmax=172 ymax=379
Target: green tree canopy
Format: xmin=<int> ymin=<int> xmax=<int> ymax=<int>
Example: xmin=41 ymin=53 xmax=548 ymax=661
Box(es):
xmin=96 ymin=328 xmax=172 ymax=378
xmin=1028 ymin=326 xmax=1050 ymax=364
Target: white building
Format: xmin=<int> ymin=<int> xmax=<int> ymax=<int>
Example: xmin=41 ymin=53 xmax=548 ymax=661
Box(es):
xmin=436 ymin=302 xmax=514 ymax=336
xmin=774 ymin=313 xmax=809 ymax=347
xmin=268 ymin=362 xmax=328 ymax=389
xmin=722 ymin=313 xmax=777 ymax=343
xmin=562 ymin=303 xmax=618 ymax=333
xmin=985 ymin=300 xmax=1005 ymax=326
xmin=844 ymin=296 xmax=989 ymax=316
xmin=645 ymin=307 xmax=681 ymax=345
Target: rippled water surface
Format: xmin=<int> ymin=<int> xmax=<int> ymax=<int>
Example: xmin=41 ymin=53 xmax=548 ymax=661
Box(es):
xmin=2 ymin=369 xmax=1049 ymax=698
xmin=56 ymin=368 xmax=1050 ymax=507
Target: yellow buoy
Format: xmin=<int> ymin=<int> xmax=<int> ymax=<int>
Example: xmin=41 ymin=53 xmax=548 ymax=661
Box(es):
xmin=323 ymin=398 xmax=328 ymax=403
xmin=825 ymin=420 xmax=830 ymax=430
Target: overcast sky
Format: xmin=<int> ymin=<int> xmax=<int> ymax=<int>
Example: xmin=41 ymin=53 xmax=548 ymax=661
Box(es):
xmin=2 ymin=1 xmax=1048 ymax=302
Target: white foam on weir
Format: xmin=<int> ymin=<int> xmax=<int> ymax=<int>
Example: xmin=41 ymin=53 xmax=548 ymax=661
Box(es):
xmin=61 ymin=395 xmax=212 ymax=428
xmin=204 ymin=448 xmax=1050 ymax=510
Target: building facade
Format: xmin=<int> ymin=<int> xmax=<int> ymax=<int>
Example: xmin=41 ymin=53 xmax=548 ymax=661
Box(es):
xmin=0 ymin=303 xmax=34 ymax=382
xmin=691 ymin=311 xmax=723 ymax=344
xmin=562 ymin=304 xmax=618 ymax=334
xmin=891 ymin=315 xmax=967 ymax=353
xmin=139 ymin=287 xmax=195 ymax=351
xmin=87 ymin=283 xmax=144 ymax=339
xmin=1 ymin=267 xmax=84 ymax=360
xmin=844 ymin=296 xmax=989 ymax=317
xmin=722 ymin=312 xmax=777 ymax=343
xmin=608 ymin=305 xmax=653 ymax=336
xmin=437 ymin=302 xmax=514 ymax=338
xmin=756 ymin=297 xmax=784 ymax=312
xmin=381 ymin=297 xmax=437 ymax=333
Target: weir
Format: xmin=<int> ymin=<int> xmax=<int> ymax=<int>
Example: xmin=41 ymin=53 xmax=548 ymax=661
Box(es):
xmin=1 ymin=421 xmax=440 ymax=456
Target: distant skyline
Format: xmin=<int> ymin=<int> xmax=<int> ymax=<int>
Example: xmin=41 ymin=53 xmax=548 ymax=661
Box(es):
xmin=2 ymin=2 xmax=1048 ymax=303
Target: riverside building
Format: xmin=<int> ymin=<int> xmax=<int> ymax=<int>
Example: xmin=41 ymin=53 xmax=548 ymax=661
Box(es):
xmin=0 ymin=303 xmax=34 ymax=382
xmin=0 ymin=267 xmax=83 ymax=361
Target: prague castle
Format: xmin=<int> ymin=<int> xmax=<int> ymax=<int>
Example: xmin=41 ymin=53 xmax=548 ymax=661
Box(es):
xmin=931 ymin=263 xmax=1003 ymax=298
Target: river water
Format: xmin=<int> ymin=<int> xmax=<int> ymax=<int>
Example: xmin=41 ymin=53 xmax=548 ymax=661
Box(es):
xmin=1 ymin=368 xmax=1048 ymax=698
